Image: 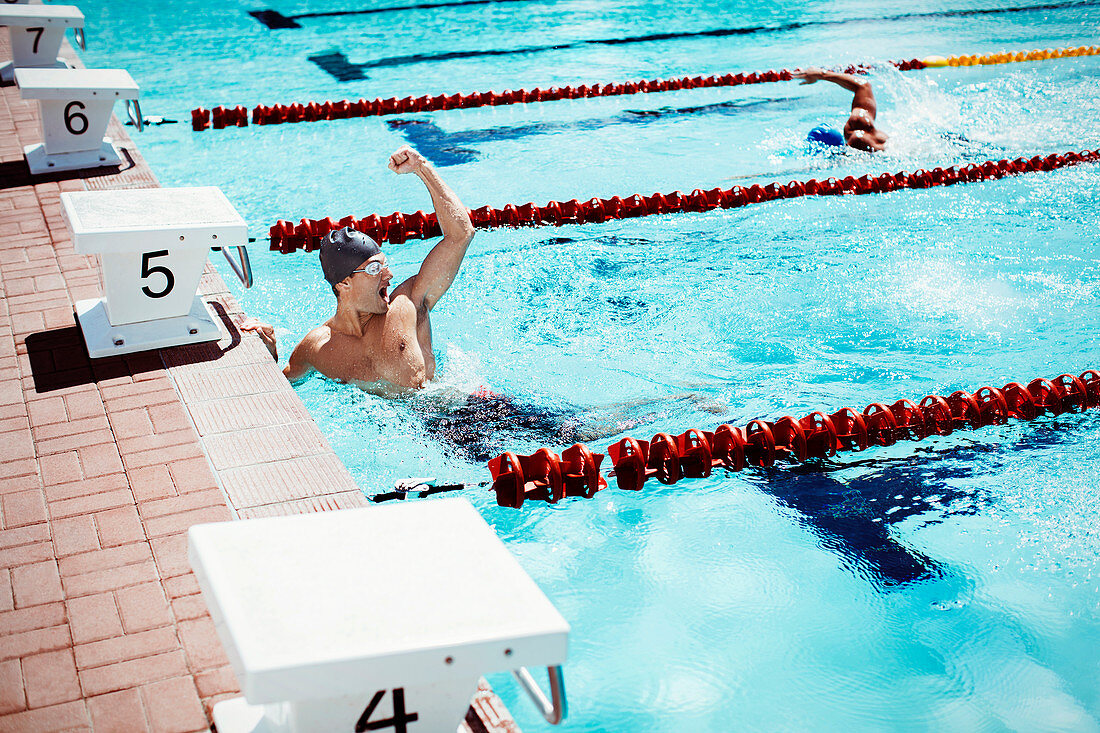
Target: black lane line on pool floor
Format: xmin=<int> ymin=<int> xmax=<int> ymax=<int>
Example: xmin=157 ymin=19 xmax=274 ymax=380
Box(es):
xmin=302 ymin=0 xmax=1100 ymax=81
xmin=250 ymin=0 xmax=535 ymax=30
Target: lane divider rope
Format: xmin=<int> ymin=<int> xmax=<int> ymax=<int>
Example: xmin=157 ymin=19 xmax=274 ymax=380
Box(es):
xmin=191 ymin=45 xmax=1099 ymax=131
xmin=267 ymin=149 xmax=1100 ymax=253
xmin=486 ymin=370 xmax=1100 ymax=508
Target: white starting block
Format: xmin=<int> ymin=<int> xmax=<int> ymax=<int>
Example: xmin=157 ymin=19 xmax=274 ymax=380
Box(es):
xmin=188 ymin=498 xmax=570 ymax=733
xmin=59 ymin=186 xmax=252 ymax=358
xmin=15 ymin=67 xmax=143 ymax=175
xmin=0 ymin=5 xmax=85 ymax=84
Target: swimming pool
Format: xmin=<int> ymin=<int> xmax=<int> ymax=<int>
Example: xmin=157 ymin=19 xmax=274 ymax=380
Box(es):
xmin=80 ymin=0 xmax=1100 ymax=729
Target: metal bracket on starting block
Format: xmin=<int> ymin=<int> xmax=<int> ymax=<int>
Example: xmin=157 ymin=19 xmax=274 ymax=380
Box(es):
xmin=59 ymin=186 xmax=251 ymax=358
xmin=15 ymin=67 xmax=140 ymax=174
xmin=0 ymin=4 xmax=84 ymax=84
xmin=188 ymin=498 xmax=570 ymax=733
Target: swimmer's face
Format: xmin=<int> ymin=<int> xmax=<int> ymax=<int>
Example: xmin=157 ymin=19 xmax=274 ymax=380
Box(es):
xmin=343 ymin=253 xmax=393 ymax=313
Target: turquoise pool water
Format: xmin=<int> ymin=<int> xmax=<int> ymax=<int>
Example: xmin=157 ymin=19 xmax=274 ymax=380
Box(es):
xmin=79 ymin=1 xmax=1100 ymax=729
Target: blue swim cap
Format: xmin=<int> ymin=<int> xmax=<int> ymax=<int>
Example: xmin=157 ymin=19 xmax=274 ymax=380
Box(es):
xmin=807 ymin=125 xmax=845 ymax=147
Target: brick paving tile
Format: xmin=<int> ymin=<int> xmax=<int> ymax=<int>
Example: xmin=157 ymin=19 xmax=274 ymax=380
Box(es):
xmin=94 ymin=505 xmax=146 ymax=547
xmin=66 ymin=594 xmax=123 ymax=645
xmin=77 ymin=442 xmax=124 ymax=478
xmin=102 ymin=388 xmax=180 ymax=414
xmin=0 ymin=428 xmax=33 ymax=462
xmin=43 ymin=472 xmax=129 ymax=504
xmin=35 ymin=428 xmax=116 ymax=457
xmin=139 ymin=676 xmax=208 ymax=733
xmin=117 ymin=428 xmax=199 ymax=457
xmin=49 ymin=487 xmax=135 ymax=520
xmin=127 ymin=464 xmax=177 ymax=503
xmin=176 ymin=617 xmax=229 ymax=672
xmin=0 ymin=699 xmax=89 ymax=733
xmin=86 ymin=688 xmax=149 ymax=733
xmin=0 ymin=472 xmax=39 ymax=498
xmin=78 ymin=650 xmax=189 ymax=697
xmin=147 ymin=402 xmax=192 ymax=434
xmin=107 ymin=408 xmax=154 ymax=440
xmin=149 ymin=534 xmax=190 ymax=579
xmin=161 ymin=574 xmax=199 ymax=600
xmin=22 ymin=649 xmax=81 ymax=708
xmin=192 ymin=665 xmax=238 ymax=700
xmin=168 ymin=595 xmax=208 ymax=624
xmin=0 ymin=570 xmax=11 ymax=612
xmin=122 ymin=442 xmax=205 ymax=472
xmin=0 ymin=523 xmax=49 ymax=551
xmin=61 ymin=559 xmax=159 ymax=598
xmin=0 ymin=658 xmax=24 ymax=715
xmin=0 ymin=625 xmax=71 ymax=662
xmin=38 ymin=452 xmax=81 ymax=487
xmin=62 ymin=391 xmax=105 ymax=421
xmin=139 ymin=488 xmax=226 ymax=521
xmin=58 ymin=542 xmax=152 ymax=578
xmin=51 ymin=515 xmax=98 ymax=557
xmin=165 ymin=457 xmax=217 ymax=494
xmin=0 ymin=540 xmax=54 ymax=570
xmin=31 ymin=414 xmax=109 ymax=441
xmin=74 ymin=626 xmax=181 ymax=671
xmin=10 ymin=560 xmax=63 ymax=608
xmin=142 ymin=504 xmax=232 ymax=540
xmin=0 ymin=489 xmax=47 ymax=528
xmin=115 ymin=582 xmax=173 ymax=634
xmin=0 ymin=601 xmax=65 ymax=636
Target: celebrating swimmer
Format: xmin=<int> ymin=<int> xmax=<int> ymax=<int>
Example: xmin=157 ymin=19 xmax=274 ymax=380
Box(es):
xmin=242 ymin=145 xmax=475 ymax=391
xmin=795 ymin=67 xmax=888 ymax=152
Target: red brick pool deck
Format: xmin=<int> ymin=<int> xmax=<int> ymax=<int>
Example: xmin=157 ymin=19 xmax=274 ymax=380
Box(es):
xmin=0 ymin=38 xmax=518 ymax=733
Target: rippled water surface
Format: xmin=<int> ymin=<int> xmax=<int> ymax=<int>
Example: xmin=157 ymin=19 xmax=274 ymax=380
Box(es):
xmin=79 ymin=0 xmax=1100 ymax=729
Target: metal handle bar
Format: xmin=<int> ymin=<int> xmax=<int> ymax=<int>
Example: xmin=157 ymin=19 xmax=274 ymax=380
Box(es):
xmin=74 ymin=27 xmax=86 ymax=51
xmin=512 ymin=665 xmax=566 ymax=725
xmin=219 ymin=245 xmax=253 ymax=288
xmin=126 ymin=99 xmax=144 ymax=132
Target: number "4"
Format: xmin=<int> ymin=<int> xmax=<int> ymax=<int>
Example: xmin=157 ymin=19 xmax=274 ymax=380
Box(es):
xmin=355 ymin=688 xmax=420 ymax=732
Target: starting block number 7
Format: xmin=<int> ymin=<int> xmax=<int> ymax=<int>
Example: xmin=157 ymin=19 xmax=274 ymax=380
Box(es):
xmin=356 ymin=688 xmax=420 ymax=732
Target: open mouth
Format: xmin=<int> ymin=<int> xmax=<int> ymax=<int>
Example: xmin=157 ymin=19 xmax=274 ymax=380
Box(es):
xmin=379 ymin=285 xmax=390 ymax=303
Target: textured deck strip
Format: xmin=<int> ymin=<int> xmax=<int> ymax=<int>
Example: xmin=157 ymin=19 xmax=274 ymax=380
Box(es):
xmin=0 ymin=37 xmax=518 ymax=733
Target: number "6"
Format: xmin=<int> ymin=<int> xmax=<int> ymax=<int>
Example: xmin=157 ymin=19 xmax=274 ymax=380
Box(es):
xmin=141 ymin=251 xmax=175 ymax=299
xmin=64 ymin=101 xmax=88 ymax=135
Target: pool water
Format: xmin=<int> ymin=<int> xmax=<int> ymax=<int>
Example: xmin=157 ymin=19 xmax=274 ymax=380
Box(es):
xmin=79 ymin=1 xmax=1100 ymax=729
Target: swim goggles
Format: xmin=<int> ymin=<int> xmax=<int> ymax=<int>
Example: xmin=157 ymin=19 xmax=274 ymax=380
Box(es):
xmin=350 ymin=260 xmax=387 ymax=276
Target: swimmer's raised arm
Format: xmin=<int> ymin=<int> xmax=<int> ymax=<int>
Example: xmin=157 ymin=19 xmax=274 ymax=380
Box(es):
xmin=795 ymin=67 xmax=877 ymax=119
xmin=389 ymin=146 xmax=475 ymax=312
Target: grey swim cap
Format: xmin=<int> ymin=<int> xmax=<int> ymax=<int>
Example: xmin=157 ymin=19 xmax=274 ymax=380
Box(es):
xmin=319 ymin=227 xmax=382 ymax=287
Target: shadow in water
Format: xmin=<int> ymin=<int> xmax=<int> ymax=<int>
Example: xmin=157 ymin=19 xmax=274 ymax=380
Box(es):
xmin=418 ymin=389 xmax=1091 ymax=589
xmin=303 ymin=0 xmax=1096 ymax=79
xmin=387 ymin=97 xmax=800 ymax=165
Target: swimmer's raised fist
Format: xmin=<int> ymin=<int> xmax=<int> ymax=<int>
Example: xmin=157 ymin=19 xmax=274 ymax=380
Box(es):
xmin=388 ymin=145 xmax=428 ymax=175
xmin=794 ymin=68 xmax=825 ymax=84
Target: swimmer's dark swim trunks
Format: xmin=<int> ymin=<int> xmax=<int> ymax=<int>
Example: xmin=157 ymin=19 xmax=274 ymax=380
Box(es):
xmin=420 ymin=393 xmax=578 ymax=462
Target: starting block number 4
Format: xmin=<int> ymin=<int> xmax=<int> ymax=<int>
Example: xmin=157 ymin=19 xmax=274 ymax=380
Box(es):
xmin=356 ymin=689 xmax=419 ymax=733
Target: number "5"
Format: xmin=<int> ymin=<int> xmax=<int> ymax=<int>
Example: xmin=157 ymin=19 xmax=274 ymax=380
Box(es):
xmin=140 ymin=251 xmax=175 ymax=299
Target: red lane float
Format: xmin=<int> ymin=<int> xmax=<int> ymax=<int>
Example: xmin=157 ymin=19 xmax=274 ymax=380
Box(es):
xmin=486 ymin=370 xmax=1100 ymax=508
xmin=190 ymin=59 xmax=925 ymax=131
xmin=268 ymin=150 xmax=1100 ymax=253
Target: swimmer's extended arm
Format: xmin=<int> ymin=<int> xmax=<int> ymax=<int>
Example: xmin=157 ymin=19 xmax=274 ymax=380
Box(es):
xmin=795 ymin=67 xmax=877 ymax=119
xmin=388 ymin=146 xmax=475 ymax=311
